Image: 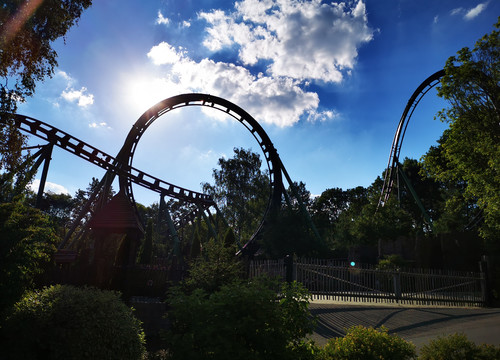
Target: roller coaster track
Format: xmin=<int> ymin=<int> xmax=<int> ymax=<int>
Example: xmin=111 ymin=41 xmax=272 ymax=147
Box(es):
xmin=117 ymin=93 xmax=287 ymax=253
xmin=378 ymin=69 xmax=445 ymax=208
xmin=6 ymin=93 xmax=318 ymax=254
xmin=8 ymin=113 xmax=214 ymax=206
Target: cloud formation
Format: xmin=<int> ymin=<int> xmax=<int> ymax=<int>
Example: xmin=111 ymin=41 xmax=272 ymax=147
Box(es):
xmin=156 ymin=11 xmax=170 ymax=25
xmin=147 ymin=42 xmax=332 ymax=127
xmin=200 ymin=0 xmax=374 ymax=82
xmin=146 ymin=1 xmax=372 ymax=127
xmin=29 ymin=179 xmax=70 ymax=195
xmin=61 ymin=87 xmax=94 ymax=107
xmin=451 ymin=1 xmax=489 ymax=20
xmin=56 ymin=70 xmax=94 ymax=108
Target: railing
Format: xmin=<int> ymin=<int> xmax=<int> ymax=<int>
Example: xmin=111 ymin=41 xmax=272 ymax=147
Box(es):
xmin=249 ymin=258 xmax=486 ymax=307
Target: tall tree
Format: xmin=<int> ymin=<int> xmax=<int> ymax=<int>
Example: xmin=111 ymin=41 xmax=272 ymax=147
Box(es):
xmin=0 ymin=201 xmax=58 ymax=314
xmin=202 ymin=148 xmax=270 ymax=242
xmin=423 ymin=19 xmax=500 ymax=243
xmin=1 ymin=0 xmax=92 ymax=178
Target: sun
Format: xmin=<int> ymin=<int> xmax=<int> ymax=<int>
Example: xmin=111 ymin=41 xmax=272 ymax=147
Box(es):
xmin=119 ymin=71 xmax=184 ymax=119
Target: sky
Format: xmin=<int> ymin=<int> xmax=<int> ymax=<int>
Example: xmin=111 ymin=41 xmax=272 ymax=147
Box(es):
xmin=20 ymin=0 xmax=499 ymax=206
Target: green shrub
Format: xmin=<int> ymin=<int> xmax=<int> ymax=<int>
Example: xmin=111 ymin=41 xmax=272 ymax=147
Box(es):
xmin=321 ymin=325 xmax=417 ymax=360
xmin=183 ymin=238 xmax=244 ymax=293
xmin=419 ymin=333 xmax=500 ymax=360
xmin=0 ymin=201 xmax=57 ymax=314
xmin=164 ymin=279 xmax=316 ymax=360
xmin=1 ymin=285 xmax=146 ymax=360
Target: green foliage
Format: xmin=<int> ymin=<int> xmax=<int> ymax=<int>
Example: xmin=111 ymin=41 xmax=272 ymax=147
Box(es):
xmin=263 ymin=208 xmax=327 ymax=258
xmin=164 ymin=279 xmax=316 ymax=360
xmin=0 ymin=201 xmax=57 ymax=314
xmin=1 ymin=285 xmax=146 ymax=360
xmin=424 ymin=18 xmax=500 ymax=242
xmin=183 ymin=237 xmax=243 ymax=293
xmin=377 ymin=254 xmax=408 ymax=271
xmin=321 ymin=325 xmax=417 ymax=360
xmin=223 ymin=227 xmax=236 ymax=247
xmin=202 ymin=147 xmax=270 ymax=243
xmin=1 ymin=0 xmax=92 ymax=176
xmin=38 ymin=191 xmax=74 ymax=237
xmin=419 ymin=333 xmax=500 ymax=360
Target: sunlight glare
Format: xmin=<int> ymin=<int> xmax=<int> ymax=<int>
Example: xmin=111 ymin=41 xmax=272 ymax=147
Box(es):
xmin=122 ymin=73 xmax=180 ymax=118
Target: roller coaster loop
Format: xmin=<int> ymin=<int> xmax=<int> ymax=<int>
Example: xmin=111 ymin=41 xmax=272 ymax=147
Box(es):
xmin=378 ymin=69 xmax=445 ymax=209
xmin=4 ymin=93 xmax=321 ymax=254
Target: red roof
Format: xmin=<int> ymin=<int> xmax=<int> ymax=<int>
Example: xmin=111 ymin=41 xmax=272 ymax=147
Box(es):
xmin=89 ymin=191 xmax=144 ymax=234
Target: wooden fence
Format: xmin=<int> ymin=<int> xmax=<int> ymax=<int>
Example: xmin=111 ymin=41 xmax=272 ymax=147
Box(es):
xmin=249 ymin=258 xmax=486 ymax=307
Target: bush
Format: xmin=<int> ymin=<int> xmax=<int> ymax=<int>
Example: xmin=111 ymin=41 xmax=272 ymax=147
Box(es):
xmin=164 ymin=279 xmax=316 ymax=360
xmin=183 ymin=238 xmax=244 ymax=293
xmin=419 ymin=333 xmax=500 ymax=360
xmin=321 ymin=325 xmax=417 ymax=360
xmin=0 ymin=201 xmax=57 ymax=314
xmin=1 ymin=285 xmax=146 ymax=360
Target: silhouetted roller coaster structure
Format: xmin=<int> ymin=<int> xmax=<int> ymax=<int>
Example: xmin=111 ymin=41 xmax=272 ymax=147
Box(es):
xmin=5 ymin=70 xmax=446 ymax=259
xmin=6 ymin=94 xmax=318 ymax=257
xmin=378 ymin=69 xmax=445 ymax=223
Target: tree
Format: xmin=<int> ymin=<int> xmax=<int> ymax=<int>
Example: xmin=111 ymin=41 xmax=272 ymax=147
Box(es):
xmin=421 ymin=140 xmax=482 ymax=236
xmin=37 ymin=191 xmax=74 ymax=237
xmin=333 ymin=178 xmax=414 ymax=253
xmin=183 ymin=238 xmax=243 ymax=294
xmin=424 ymin=19 xmax=499 ymax=243
xmin=0 ymin=201 xmax=57 ymax=315
xmin=202 ymin=148 xmax=270 ymax=243
xmin=71 ymin=177 xmax=114 ymax=225
xmin=1 ymin=0 xmax=92 ymax=177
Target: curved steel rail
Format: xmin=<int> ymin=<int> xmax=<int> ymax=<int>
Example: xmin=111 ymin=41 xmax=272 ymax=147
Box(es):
xmin=116 ymin=93 xmax=286 ymax=252
xmin=8 ymin=114 xmax=214 ymax=205
xmin=378 ymin=69 xmax=445 ymax=207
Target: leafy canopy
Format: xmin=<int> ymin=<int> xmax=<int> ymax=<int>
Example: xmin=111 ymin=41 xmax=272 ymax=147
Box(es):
xmin=1 ymin=0 xmax=92 ymax=176
xmin=423 ymin=18 xmax=500 ymax=242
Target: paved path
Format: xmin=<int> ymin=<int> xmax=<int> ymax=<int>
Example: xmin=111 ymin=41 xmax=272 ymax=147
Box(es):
xmin=309 ymin=301 xmax=500 ymax=349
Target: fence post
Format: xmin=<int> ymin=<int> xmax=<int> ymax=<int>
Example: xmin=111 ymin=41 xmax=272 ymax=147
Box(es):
xmin=393 ymin=269 xmax=402 ymax=302
xmin=285 ymin=255 xmax=294 ymax=283
xmin=479 ymin=257 xmax=491 ymax=307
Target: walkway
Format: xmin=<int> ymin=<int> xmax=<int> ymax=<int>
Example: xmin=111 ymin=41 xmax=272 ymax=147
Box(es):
xmin=309 ymin=301 xmax=500 ymax=349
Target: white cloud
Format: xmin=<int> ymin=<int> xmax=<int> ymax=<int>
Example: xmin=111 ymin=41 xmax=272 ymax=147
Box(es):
xmin=144 ymin=1 xmax=374 ymax=127
xmin=450 ymin=7 xmax=463 ymax=16
xmin=156 ymin=11 xmax=170 ymax=25
xmin=433 ymin=15 xmax=439 ymax=24
xmin=464 ymin=2 xmax=488 ymax=20
xmin=182 ymin=20 xmax=191 ymax=28
xmin=199 ymin=0 xmax=374 ymax=83
xmin=54 ymin=70 xmax=94 ymax=108
xmin=451 ymin=2 xmax=488 ymax=20
xmin=147 ymin=42 xmax=185 ymax=65
xmin=29 ymin=179 xmax=70 ymax=195
xmin=61 ymin=87 xmax=94 ymax=107
xmin=56 ymin=70 xmax=73 ymax=84
xmin=146 ymin=42 xmax=324 ymax=127
xmin=89 ymin=121 xmax=108 ymax=128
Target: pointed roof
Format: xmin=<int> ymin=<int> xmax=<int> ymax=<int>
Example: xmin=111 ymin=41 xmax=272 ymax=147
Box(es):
xmin=89 ymin=191 xmax=144 ymax=234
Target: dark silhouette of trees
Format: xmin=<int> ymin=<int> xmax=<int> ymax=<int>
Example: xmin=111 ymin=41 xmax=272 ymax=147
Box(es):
xmin=1 ymin=0 xmax=92 ymax=184
xmin=423 ymin=18 xmax=500 ymax=244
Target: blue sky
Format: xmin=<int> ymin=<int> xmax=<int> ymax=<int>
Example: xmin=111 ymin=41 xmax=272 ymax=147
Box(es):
xmin=21 ymin=0 xmax=499 ymax=206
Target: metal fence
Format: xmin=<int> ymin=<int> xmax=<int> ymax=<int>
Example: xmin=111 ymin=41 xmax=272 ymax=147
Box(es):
xmin=249 ymin=258 xmax=486 ymax=307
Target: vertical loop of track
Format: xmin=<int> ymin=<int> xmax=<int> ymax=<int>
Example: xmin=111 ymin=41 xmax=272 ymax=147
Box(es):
xmin=117 ymin=93 xmax=286 ymax=251
xmin=378 ymin=69 xmax=445 ymax=208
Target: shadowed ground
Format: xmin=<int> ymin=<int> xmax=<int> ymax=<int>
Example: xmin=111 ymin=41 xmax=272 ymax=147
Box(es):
xmin=309 ymin=301 xmax=500 ymax=349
